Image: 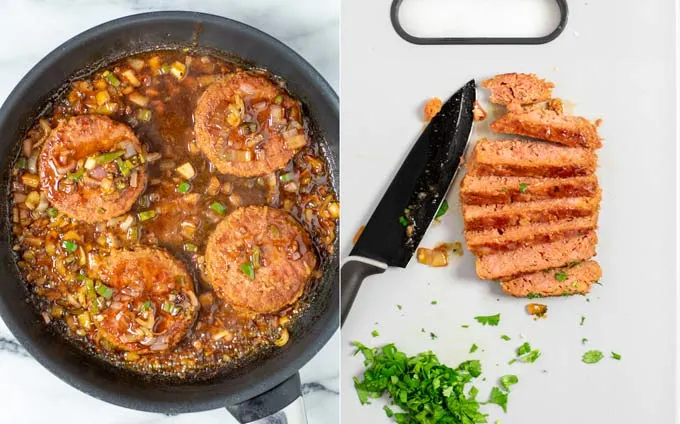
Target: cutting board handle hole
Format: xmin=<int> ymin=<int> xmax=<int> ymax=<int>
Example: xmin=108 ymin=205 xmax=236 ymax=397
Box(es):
xmin=391 ymin=0 xmax=568 ymax=44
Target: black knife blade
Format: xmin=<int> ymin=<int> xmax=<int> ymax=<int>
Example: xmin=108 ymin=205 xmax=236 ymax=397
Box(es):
xmin=350 ymin=79 xmax=476 ymax=267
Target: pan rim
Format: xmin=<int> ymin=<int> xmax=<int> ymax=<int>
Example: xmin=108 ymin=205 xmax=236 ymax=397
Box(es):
xmin=0 ymin=10 xmax=338 ymax=413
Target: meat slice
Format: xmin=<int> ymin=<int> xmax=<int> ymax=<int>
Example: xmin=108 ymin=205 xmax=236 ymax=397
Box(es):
xmin=490 ymin=108 xmax=602 ymax=149
xmin=500 ymin=260 xmax=602 ymax=297
xmin=460 ymin=174 xmax=599 ymax=205
xmin=482 ymin=73 xmax=554 ymax=106
xmin=476 ymin=231 xmax=597 ymax=280
xmin=462 ymin=195 xmax=600 ymax=231
xmin=469 ymin=138 xmax=597 ymax=178
xmin=465 ymin=215 xmax=598 ymax=255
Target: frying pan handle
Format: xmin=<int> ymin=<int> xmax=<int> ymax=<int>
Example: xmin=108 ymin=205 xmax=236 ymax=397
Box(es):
xmin=227 ymin=373 xmax=307 ymax=424
xmin=340 ymin=257 xmax=387 ymax=326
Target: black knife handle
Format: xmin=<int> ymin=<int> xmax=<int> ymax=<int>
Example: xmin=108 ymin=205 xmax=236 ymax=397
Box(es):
xmin=341 ymin=257 xmax=387 ymax=326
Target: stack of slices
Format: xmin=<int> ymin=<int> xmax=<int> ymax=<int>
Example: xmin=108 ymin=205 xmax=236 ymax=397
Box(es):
xmin=460 ymin=73 xmax=603 ymax=298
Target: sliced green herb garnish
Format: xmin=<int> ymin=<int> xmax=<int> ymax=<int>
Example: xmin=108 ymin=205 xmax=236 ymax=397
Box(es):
xmin=398 ymin=216 xmax=408 ymax=227
xmin=527 ymin=293 xmax=542 ymax=299
xmin=519 ymin=183 xmax=528 ymax=194
xmin=554 ymin=271 xmax=568 ymax=282
xmin=177 ymin=181 xmax=191 ymax=193
xmin=274 ymin=95 xmax=283 ymax=104
xmin=138 ymin=210 xmax=157 ymax=221
xmin=279 ymin=172 xmax=295 ymax=182
xmin=431 ymin=300 xmax=438 ymax=305
xmin=469 ymin=343 xmax=478 ymax=353
xmin=517 ymin=342 xmax=531 ymax=356
xmin=435 ymin=200 xmax=449 ymax=219
xmin=161 ymin=301 xmax=180 ymax=315
xmin=509 ymin=342 xmax=541 ymax=364
xmin=371 ymin=330 xmax=379 ymax=337
xmin=210 ymin=201 xmax=227 ymax=215
xmin=582 ymin=350 xmax=604 ymax=364
xmin=579 ymin=316 xmax=586 ymax=326
xmin=184 ymin=243 xmax=198 ymax=253
xmin=461 ymin=324 xmax=469 ymax=328
xmin=611 ymin=352 xmax=621 ymax=360
xmin=67 ymin=168 xmax=85 ymax=182
xmin=486 ymin=387 xmax=508 ymax=412
xmin=47 ymin=208 xmax=59 ymax=218
xmin=15 ymin=157 xmax=27 ymax=169
xmin=396 ymin=304 xmax=402 ymax=311
xmin=103 ymin=70 xmax=120 ymax=87
xmin=500 ymin=375 xmax=518 ymax=391
xmin=240 ymin=261 xmax=255 ymax=280
xmin=474 ymin=313 xmax=500 ymax=326
xmin=96 ymin=149 xmax=125 ymax=165
xmin=430 ymin=332 xmax=438 ymax=340
xmin=95 ymin=282 xmax=113 ymax=299
xmin=62 ymin=240 xmax=78 ymax=253
xmin=501 ymin=335 xmax=511 ymax=341
xmin=140 ymin=301 xmax=152 ymax=311
xmin=582 ymin=338 xmax=588 ymax=345
xmin=353 ymin=342 xmax=487 ymax=422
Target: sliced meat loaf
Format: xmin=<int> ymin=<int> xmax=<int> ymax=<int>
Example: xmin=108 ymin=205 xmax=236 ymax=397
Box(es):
xmin=465 ymin=215 xmax=598 ymax=255
xmin=460 ymin=174 xmax=600 ymax=205
xmin=469 ymin=139 xmax=597 ymax=178
xmin=481 ymin=73 xmax=554 ymax=106
xmin=476 ymin=231 xmax=597 ymax=280
xmin=500 ymin=260 xmax=602 ymax=297
xmin=490 ymin=108 xmax=602 ymax=149
xmin=462 ymin=195 xmax=600 ymax=231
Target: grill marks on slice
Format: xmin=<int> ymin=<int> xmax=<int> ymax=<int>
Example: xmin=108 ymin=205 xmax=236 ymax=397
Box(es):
xmin=470 ymin=139 xmax=597 ymax=178
xmin=476 ymin=232 xmax=598 ymax=280
xmin=465 ymin=215 xmax=598 ymax=255
xmin=490 ymin=108 xmax=602 ymax=149
xmin=500 ymin=260 xmax=602 ymax=297
xmin=462 ymin=196 xmax=600 ymax=231
xmin=460 ymin=175 xmax=599 ymax=205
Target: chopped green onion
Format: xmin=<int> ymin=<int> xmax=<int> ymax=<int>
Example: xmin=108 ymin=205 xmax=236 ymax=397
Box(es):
xmin=102 ymin=70 xmax=120 ymax=87
xmin=398 ymin=216 xmax=409 ymax=227
xmin=184 ymin=243 xmax=198 ymax=253
xmin=137 ymin=108 xmax=152 ymax=121
xmin=85 ymin=279 xmax=99 ymax=314
xmin=96 ymin=150 xmax=125 ymax=165
xmin=47 ymin=208 xmax=59 ymax=218
xmin=161 ymin=301 xmax=180 ymax=315
xmin=554 ymin=271 xmax=568 ymax=282
xmin=177 ymin=181 xmax=191 ymax=194
xmin=15 ymin=157 xmax=27 ymax=169
xmin=62 ymin=240 xmax=78 ymax=253
xmin=279 ymin=172 xmax=295 ymax=182
xmin=274 ymin=95 xmax=283 ymax=104
xmin=210 ymin=201 xmax=227 ymax=215
xmin=140 ymin=301 xmax=152 ymax=312
xmin=138 ymin=210 xmax=157 ymax=221
xmin=67 ymin=168 xmax=85 ymax=182
xmin=240 ymin=262 xmax=255 ymax=280
xmin=160 ymin=63 xmax=171 ymax=74
xmin=95 ymin=282 xmax=113 ymax=299
xmin=519 ymin=183 xmax=528 ymax=194
xmin=115 ymin=157 xmax=134 ymax=176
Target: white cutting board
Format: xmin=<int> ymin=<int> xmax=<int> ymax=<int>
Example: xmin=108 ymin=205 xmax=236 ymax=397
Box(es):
xmin=340 ymin=1 xmax=677 ymax=423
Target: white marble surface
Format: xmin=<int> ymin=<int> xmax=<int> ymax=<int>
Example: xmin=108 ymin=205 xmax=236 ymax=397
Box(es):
xmin=0 ymin=1 xmax=339 ymax=423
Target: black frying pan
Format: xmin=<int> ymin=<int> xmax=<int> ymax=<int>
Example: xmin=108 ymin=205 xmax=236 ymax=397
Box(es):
xmin=0 ymin=11 xmax=338 ymax=423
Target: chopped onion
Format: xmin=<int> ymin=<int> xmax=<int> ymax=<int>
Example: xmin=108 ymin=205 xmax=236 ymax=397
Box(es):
xmin=187 ymin=291 xmax=199 ymax=307
xmin=252 ymin=102 xmax=267 ymax=112
xmin=22 ymin=139 xmax=32 ymax=157
xmin=270 ymin=105 xmax=283 ymax=121
xmin=130 ymin=170 xmax=138 ymax=188
xmin=88 ymin=166 xmax=106 ymax=180
xmin=35 ymin=191 xmax=49 ymax=213
xmin=282 ymin=128 xmax=299 ymax=139
xmin=109 ymin=301 xmax=124 ymax=311
xmin=122 ymin=69 xmax=141 ymax=87
xmin=127 ymin=58 xmax=145 ymax=71
xmin=119 ymin=215 xmax=134 ymax=231
xmin=121 ymin=141 xmax=138 ymax=158
xmin=175 ymin=162 xmax=195 ymax=179
xmin=128 ymin=92 xmax=149 ymax=107
xmin=27 ymin=151 xmax=39 ymax=174
xmin=84 ymin=156 xmax=97 ymax=170
xmin=145 ymin=152 xmax=162 ymax=162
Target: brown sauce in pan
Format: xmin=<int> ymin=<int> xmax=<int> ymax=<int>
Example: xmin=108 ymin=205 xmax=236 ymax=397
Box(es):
xmin=8 ymin=50 xmax=338 ymax=378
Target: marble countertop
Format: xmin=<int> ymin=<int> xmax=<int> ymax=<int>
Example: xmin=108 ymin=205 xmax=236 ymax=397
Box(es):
xmin=0 ymin=1 xmax=339 ymax=423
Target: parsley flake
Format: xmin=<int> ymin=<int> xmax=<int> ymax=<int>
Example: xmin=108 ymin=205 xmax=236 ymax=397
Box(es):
xmin=474 ymin=313 xmax=500 ymax=326
xmin=500 ymin=374 xmax=519 ymax=391
xmin=487 ymin=387 xmax=508 ymax=412
xmin=469 ymin=343 xmax=478 ymax=353
xmin=582 ymin=350 xmax=604 ymax=364
xmin=611 ymin=352 xmax=622 ymax=360
xmin=501 ymin=335 xmax=511 ymax=341
xmin=371 ymin=330 xmax=379 ymax=337
xmin=554 ymin=271 xmax=568 ymax=281
xmin=435 ymin=200 xmax=449 ymax=219
xmin=519 ymin=183 xmax=528 ymax=193
xmin=398 ymin=216 xmax=409 ymax=227
xmin=579 ymin=316 xmax=586 ymax=326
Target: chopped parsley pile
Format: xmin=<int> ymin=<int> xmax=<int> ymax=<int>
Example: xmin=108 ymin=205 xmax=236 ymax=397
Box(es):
xmin=353 ymin=342 xmax=520 ymax=423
